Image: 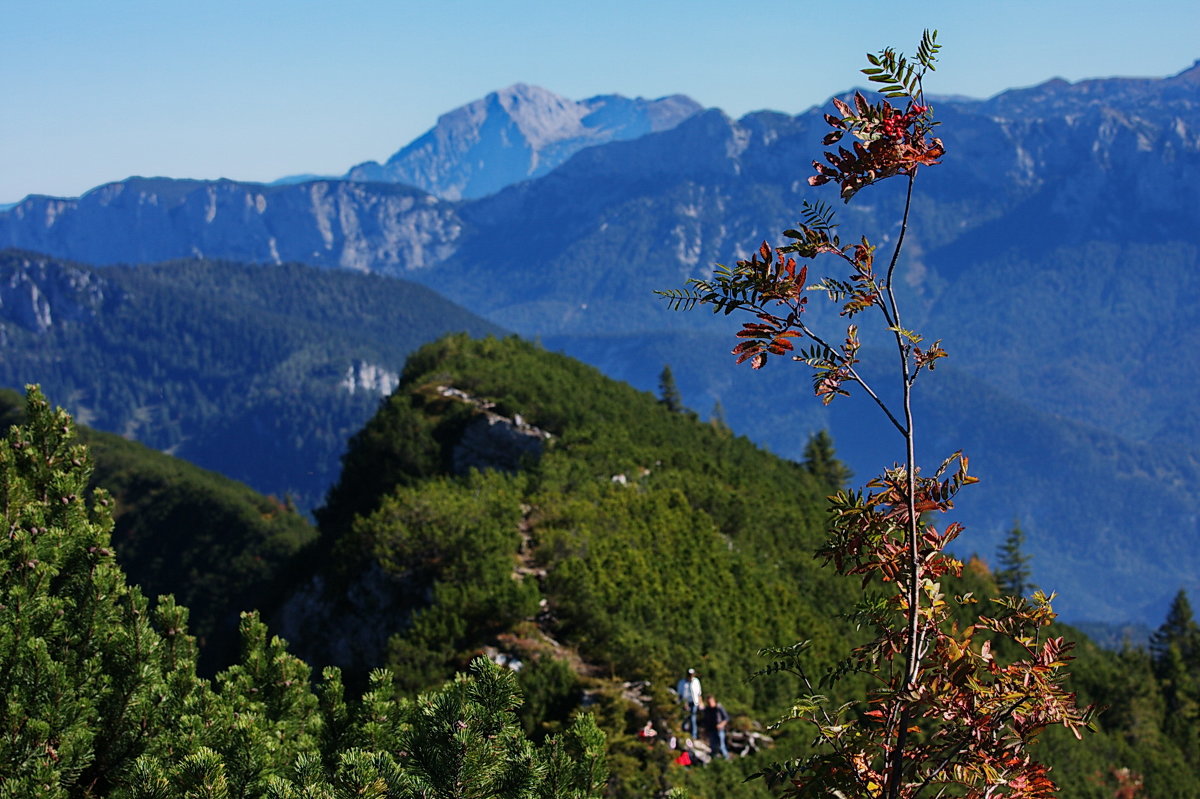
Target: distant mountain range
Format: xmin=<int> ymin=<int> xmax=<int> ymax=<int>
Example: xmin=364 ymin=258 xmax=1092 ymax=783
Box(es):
xmin=1 ymin=66 xmax=1198 ymax=626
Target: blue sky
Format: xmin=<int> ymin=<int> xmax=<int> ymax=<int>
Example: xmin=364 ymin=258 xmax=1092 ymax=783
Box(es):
xmin=3 ymin=0 xmax=1198 ymax=204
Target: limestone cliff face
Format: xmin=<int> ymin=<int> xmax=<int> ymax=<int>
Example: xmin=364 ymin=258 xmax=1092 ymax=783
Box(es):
xmin=0 ymin=252 xmax=111 ymax=336
xmin=340 ymin=361 xmax=400 ymax=396
xmin=0 ymin=179 xmax=463 ymax=273
xmin=434 ymin=385 xmax=551 ymax=475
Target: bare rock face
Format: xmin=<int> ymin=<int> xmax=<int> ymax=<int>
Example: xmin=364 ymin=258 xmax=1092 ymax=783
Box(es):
xmin=434 ymin=385 xmax=551 ymax=475
xmin=0 ymin=178 xmax=464 ymax=274
xmin=452 ymin=412 xmax=549 ymax=475
xmin=346 ymin=84 xmax=703 ymax=200
xmin=339 ymin=360 xmax=400 ymax=396
xmin=0 ymin=252 xmax=110 ymax=334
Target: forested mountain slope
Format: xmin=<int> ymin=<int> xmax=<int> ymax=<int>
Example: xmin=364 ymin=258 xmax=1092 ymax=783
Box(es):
xmin=0 ymin=250 xmax=505 ymax=509
xmin=272 ymin=334 xmax=1200 ymax=798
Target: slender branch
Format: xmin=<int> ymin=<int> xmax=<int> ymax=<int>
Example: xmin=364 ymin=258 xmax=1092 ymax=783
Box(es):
xmin=887 ymin=707 xmax=913 ymax=799
xmin=884 ymin=173 xmax=917 ymax=324
xmin=874 ymin=281 xmax=899 ymax=331
xmin=884 ymin=169 xmax=923 ymax=799
xmin=795 ymin=320 xmax=908 ymax=437
xmin=829 ymin=246 xmax=899 ymax=331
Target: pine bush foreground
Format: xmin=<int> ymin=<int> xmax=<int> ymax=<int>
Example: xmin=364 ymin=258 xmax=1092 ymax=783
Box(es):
xmin=661 ymin=33 xmax=1098 ymax=797
xmin=0 ymin=387 xmax=607 ymax=799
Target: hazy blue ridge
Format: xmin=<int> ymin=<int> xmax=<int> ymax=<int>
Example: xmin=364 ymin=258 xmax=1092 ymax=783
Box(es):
xmin=0 ymin=249 xmax=507 ymax=510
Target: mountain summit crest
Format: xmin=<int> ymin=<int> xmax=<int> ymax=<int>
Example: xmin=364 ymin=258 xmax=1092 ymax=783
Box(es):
xmin=345 ymin=84 xmax=702 ymax=199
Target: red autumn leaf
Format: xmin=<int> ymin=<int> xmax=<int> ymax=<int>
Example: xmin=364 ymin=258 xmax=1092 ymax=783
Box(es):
xmin=734 ymin=348 xmax=760 ymax=365
xmin=736 ymin=324 xmax=771 ymax=338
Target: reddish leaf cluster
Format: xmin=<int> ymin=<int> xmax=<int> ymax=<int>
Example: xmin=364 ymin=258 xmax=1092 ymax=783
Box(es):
xmin=787 ymin=454 xmax=1097 ymax=798
xmin=726 ymin=241 xmax=809 ymax=370
xmin=811 ymin=325 xmax=860 ymax=405
xmin=817 ymin=455 xmax=973 ymax=586
xmin=811 ymin=93 xmax=945 ymax=201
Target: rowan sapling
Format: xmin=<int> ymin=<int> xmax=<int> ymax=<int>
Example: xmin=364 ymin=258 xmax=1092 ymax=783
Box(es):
xmin=660 ymin=31 xmax=1097 ymax=798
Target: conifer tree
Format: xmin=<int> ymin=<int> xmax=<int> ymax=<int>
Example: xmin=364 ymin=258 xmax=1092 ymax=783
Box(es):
xmin=800 ymin=429 xmax=852 ymax=491
xmin=0 ymin=386 xmax=186 ymax=796
xmin=1150 ymin=590 xmax=1200 ymax=760
xmin=657 ymin=365 xmax=684 ymax=413
xmin=710 ymin=400 xmax=728 ymax=429
xmin=1150 ymin=589 xmax=1199 ymax=665
xmin=994 ymin=522 xmax=1038 ymax=599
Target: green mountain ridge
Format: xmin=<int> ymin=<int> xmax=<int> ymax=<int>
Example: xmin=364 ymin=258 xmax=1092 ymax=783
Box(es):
xmin=270 ymin=334 xmax=1198 ymax=798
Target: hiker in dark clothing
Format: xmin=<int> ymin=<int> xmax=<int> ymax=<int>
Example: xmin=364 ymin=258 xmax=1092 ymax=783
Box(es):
xmin=703 ymin=694 xmax=730 ymax=760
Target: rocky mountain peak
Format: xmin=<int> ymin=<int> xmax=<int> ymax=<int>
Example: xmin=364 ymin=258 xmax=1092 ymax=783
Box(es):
xmin=487 ymin=83 xmax=590 ymax=149
xmin=981 ymin=61 xmax=1200 ymax=118
xmin=1167 ymin=60 xmax=1200 ymax=89
xmin=345 ymin=85 xmax=702 ymax=200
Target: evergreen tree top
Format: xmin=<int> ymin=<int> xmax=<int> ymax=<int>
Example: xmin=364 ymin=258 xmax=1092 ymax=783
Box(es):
xmin=658 ymin=364 xmax=684 ymax=414
xmin=1151 ymin=588 xmax=1199 ymax=663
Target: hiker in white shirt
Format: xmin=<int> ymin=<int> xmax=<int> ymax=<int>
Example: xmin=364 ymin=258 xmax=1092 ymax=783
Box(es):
xmin=674 ymin=668 xmax=702 ymax=735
